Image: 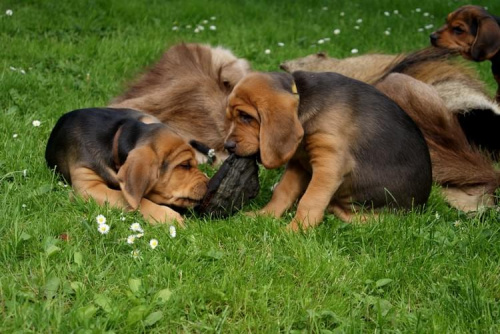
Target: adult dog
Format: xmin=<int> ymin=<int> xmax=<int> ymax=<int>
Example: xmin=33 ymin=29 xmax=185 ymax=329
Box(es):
xmin=280 ymin=48 xmax=500 ymax=212
xmin=45 ymin=108 xmax=208 ymax=226
xmin=110 ymin=43 xmax=250 ymax=164
xmin=430 ymin=5 xmax=500 ymax=102
xmin=224 ymin=71 xmax=432 ymax=230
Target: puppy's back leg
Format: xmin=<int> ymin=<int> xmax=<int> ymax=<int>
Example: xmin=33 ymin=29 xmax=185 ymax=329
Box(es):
xmin=71 ymin=167 xmax=184 ymax=226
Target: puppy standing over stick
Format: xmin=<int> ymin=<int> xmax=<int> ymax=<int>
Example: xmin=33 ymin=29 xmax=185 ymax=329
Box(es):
xmin=224 ymin=71 xmax=432 ymax=231
xmin=430 ymin=5 xmax=500 ymax=102
xmin=45 ymin=108 xmax=208 ymax=226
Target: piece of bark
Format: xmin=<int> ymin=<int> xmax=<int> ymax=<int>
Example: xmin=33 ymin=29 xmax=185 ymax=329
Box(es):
xmin=197 ymin=154 xmax=260 ymax=217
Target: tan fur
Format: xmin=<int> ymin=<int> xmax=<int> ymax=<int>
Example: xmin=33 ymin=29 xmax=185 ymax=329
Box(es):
xmin=376 ymin=74 xmax=499 ymax=211
xmin=110 ymin=43 xmax=250 ymax=163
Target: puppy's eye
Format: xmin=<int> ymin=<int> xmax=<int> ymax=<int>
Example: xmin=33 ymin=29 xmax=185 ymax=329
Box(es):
xmin=452 ymin=26 xmax=464 ymax=34
xmin=179 ymin=161 xmax=192 ymax=170
xmin=223 ymin=80 xmax=231 ymax=90
xmin=238 ymin=110 xmax=254 ymax=123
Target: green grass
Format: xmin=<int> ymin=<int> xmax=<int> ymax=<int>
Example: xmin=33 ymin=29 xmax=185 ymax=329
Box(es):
xmin=1 ymin=0 xmax=500 ymax=332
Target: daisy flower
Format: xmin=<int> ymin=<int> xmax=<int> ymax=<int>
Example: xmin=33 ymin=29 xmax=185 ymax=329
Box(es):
xmin=277 ymin=42 xmax=285 ymax=47
xmin=32 ymin=120 xmax=41 ymax=127
xmin=333 ymin=29 xmax=341 ymax=35
xmin=351 ymin=48 xmax=359 ymax=54
xmin=130 ymin=222 xmax=144 ymax=233
xmin=264 ymin=49 xmax=271 ymax=55
xmin=13 ymin=134 xmax=18 ymax=138
xmin=131 ymin=249 xmax=141 ymax=258
xmin=149 ymin=239 xmax=159 ymax=249
xmin=98 ymin=223 xmax=110 ymax=234
xmin=96 ymin=214 xmax=106 ymax=225
xmin=135 ymin=233 xmax=144 ymax=238
xmin=127 ymin=235 xmax=136 ymax=244
xmin=209 ymin=25 xmax=216 ymax=31
xmin=6 ymin=9 xmax=13 ymax=16
xmin=169 ymin=225 xmax=177 ymax=238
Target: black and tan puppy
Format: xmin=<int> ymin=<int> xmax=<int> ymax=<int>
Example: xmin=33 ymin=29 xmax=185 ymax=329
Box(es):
xmin=430 ymin=5 xmax=500 ymax=102
xmin=45 ymin=108 xmax=208 ymax=226
xmin=224 ymin=72 xmax=432 ymax=231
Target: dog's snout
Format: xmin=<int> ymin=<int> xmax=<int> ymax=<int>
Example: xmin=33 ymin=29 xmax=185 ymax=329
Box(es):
xmin=224 ymin=140 xmax=236 ymax=153
xmin=430 ymin=33 xmax=438 ymax=45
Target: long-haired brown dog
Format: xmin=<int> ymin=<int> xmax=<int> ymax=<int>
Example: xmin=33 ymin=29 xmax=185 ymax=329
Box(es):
xmin=224 ymin=71 xmax=432 ymax=230
xmin=45 ymin=108 xmax=208 ymax=226
xmin=430 ymin=5 xmax=500 ymax=102
xmin=281 ymin=48 xmax=500 ymax=212
xmin=110 ymin=43 xmax=250 ymax=163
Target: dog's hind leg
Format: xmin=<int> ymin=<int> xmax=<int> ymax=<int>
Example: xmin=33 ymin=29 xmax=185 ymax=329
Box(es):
xmin=71 ymin=167 xmax=184 ymax=226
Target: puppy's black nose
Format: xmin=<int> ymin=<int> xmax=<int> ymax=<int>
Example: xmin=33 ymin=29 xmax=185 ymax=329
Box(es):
xmin=224 ymin=141 xmax=236 ymax=153
xmin=429 ymin=33 xmax=438 ymax=45
xmin=279 ymin=63 xmax=289 ymax=71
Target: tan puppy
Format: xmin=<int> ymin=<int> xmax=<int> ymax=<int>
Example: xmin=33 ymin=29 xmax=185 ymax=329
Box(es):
xmin=430 ymin=5 xmax=500 ymax=102
xmin=45 ymin=108 xmax=208 ymax=226
xmin=225 ymin=72 xmax=432 ymax=230
xmin=110 ymin=43 xmax=251 ymax=163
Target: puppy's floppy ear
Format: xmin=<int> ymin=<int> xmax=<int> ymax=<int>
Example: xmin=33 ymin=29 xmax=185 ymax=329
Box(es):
xmin=471 ymin=16 xmax=500 ymax=61
xmin=259 ymin=74 xmax=303 ymax=169
xmin=117 ymin=145 xmax=159 ymax=210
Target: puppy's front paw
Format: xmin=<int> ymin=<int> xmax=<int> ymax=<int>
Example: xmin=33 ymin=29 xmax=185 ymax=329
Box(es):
xmin=142 ymin=201 xmax=185 ymax=228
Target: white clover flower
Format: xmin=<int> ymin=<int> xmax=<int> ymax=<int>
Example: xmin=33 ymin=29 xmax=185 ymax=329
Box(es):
xmin=318 ymin=39 xmax=325 ymax=44
xmin=98 ymin=223 xmax=110 ymax=234
xmin=149 ymin=239 xmax=159 ymax=249
xmin=356 ymin=18 xmax=363 ymax=24
xmin=384 ymin=11 xmax=390 ymax=16
xmin=277 ymin=42 xmax=285 ymax=47
xmin=333 ymin=29 xmax=341 ymax=35
xmin=169 ymin=225 xmax=176 ymax=238
xmin=425 ymin=24 xmax=434 ymax=30
xmin=130 ymin=222 xmax=143 ymax=233
xmin=453 ymin=220 xmax=461 ymax=227
xmin=13 ymin=133 xmax=18 ymax=138
xmin=351 ymin=48 xmax=359 ymax=54
xmin=96 ymin=214 xmax=106 ymax=225
xmin=32 ymin=120 xmax=41 ymax=127
xmin=194 ymin=28 xmax=200 ymax=33
xmin=197 ymin=25 xmax=204 ymax=31
xmin=209 ymin=25 xmax=216 ymax=31
xmin=131 ymin=249 xmax=140 ymax=258
xmin=20 ymin=69 xmax=26 ymax=75
xmin=127 ymin=235 xmax=136 ymax=244
xmin=120 ymin=216 xmax=126 ymax=221
xmin=135 ymin=233 xmax=144 ymax=238
xmin=384 ymin=30 xmax=391 ymax=35
xmin=6 ymin=9 xmax=13 ymax=16
xmin=22 ymin=204 xmax=27 ymax=208
xmin=264 ymin=49 xmax=271 ymax=54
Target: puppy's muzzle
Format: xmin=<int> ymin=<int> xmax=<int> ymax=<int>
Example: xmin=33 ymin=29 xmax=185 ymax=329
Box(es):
xmin=224 ymin=140 xmax=236 ymax=153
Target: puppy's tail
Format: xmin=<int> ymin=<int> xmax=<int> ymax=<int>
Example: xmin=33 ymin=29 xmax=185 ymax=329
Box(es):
xmin=376 ymin=73 xmax=500 ymax=191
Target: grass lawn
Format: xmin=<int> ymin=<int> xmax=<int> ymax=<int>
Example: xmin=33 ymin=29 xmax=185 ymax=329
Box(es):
xmin=1 ymin=0 xmax=500 ymax=332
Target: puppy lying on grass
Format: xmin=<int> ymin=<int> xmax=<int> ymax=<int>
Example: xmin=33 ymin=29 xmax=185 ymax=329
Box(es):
xmin=224 ymin=71 xmax=432 ymax=231
xmin=45 ymin=108 xmax=208 ymax=226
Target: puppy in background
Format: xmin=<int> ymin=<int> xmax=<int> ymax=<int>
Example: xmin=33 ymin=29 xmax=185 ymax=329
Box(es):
xmin=110 ymin=43 xmax=251 ymax=164
xmin=376 ymin=74 xmax=499 ymax=212
xmin=430 ymin=5 xmax=500 ymax=102
xmin=224 ymin=71 xmax=432 ymax=231
xmin=45 ymin=108 xmax=208 ymax=226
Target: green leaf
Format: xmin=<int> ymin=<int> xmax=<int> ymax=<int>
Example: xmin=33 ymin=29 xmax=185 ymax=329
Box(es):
xmin=45 ymin=276 xmax=60 ymax=299
xmin=154 ymin=288 xmax=172 ymax=305
xmin=19 ymin=232 xmax=32 ymax=241
xmin=45 ymin=245 xmax=61 ymax=257
xmin=94 ymin=294 xmax=113 ymax=313
xmin=30 ymin=184 xmax=52 ymax=198
xmin=376 ymin=298 xmax=393 ymax=317
xmin=144 ymin=311 xmax=163 ymax=326
xmin=76 ymin=304 xmax=98 ymax=322
xmin=128 ymin=278 xmax=142 ymax=294
xmin=70 ymin=281 xmax=85 ymax=293
xmin=74 ymin=252 xmax=83 ymax=266
xmin=127 ymin=305 xmax=148 ymax=325
xmin=375 ymin=278 xmax=393 ymax=288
